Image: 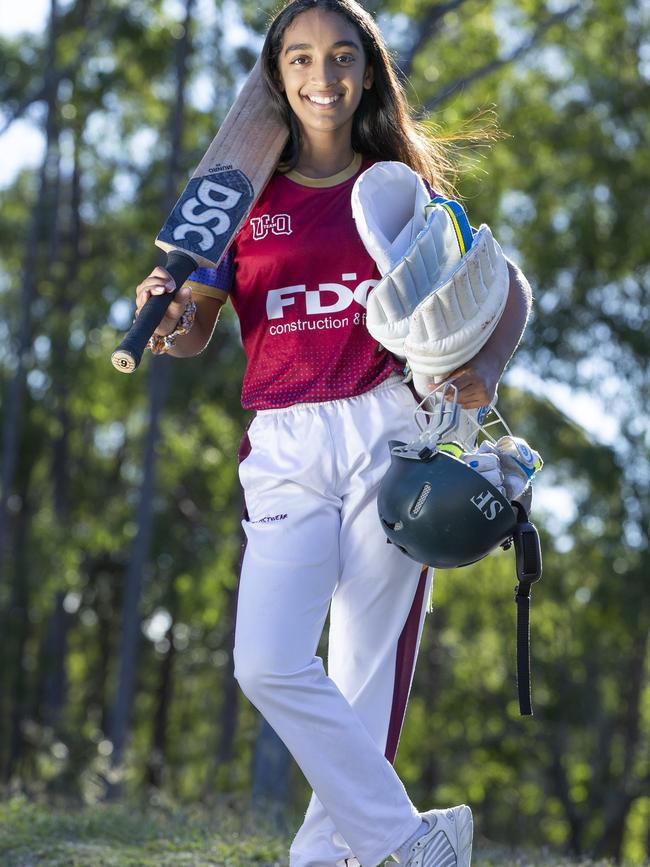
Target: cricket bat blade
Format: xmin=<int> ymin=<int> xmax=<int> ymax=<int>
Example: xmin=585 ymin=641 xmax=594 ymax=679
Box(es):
xmin=111 ymin=58 xmax=288 ymax=373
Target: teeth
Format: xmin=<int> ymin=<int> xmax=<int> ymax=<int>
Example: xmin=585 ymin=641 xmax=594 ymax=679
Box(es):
xmin=308 ymin=95 xmax=340 ymax=105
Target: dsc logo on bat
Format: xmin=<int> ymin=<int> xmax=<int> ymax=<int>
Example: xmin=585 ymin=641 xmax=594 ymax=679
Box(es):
xmin=158 ymin=170 xmax=253 ymax=260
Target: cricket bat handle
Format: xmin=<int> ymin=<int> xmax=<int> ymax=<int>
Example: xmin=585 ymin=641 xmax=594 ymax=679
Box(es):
xmin=111 ymin=251 xmax=198 ymax=373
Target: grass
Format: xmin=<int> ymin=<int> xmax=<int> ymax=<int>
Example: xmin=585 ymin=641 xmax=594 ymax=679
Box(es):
xmin=0 ymin=798 xmax=631 ymax=866
xmin=0 ymin=799 xmax=287 ymax=867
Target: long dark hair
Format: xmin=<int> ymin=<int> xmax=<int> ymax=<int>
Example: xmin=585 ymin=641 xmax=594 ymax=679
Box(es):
xmin=261 ymin=0 xmax=455 ymax=195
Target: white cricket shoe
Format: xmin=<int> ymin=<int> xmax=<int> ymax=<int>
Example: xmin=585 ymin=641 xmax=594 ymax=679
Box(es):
xmin=403 ymin=805 xmax=473 ymax=867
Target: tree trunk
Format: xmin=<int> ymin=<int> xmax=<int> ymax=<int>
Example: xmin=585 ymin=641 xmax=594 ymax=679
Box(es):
xmin=417 ymin=606 xmax=446 ymax=797
xmin=201 ymin=581 xmax=240 ymax=798
xmin=83 ymin=554 xmax=123 ymax=737
xmin=38 ymin=591 xmax=70 ymax=729
xmin=107 ymin=354 xmax=172 ymax=797
xmin=544 ymin=665 xmax=585 ymax=856
xmin=107 ymin=0 xmax=195 ymax=799
xmin=216 ymin=586 xmax=240 ymax=768
xmin=0 ymin=0 xmax=60 ymax=586
xmin=596 ymin=801 xmax=633 ymax=865
xmin=4 ymin=491 xmax=33 ymax=781
xmin=251 ymin=716 xmax=291 ymax=824
xmin=52 ymin=116 xmax=83 ymax=520
xmin=593 ymin=628 xmax=649 ymax=860
xmin=203 ymin=488 xmax=248 ymax=797
xmin=38 ymin=108 xmax=85 ymax=740
xmin=144 ymin=586 xmax=177 ymax=790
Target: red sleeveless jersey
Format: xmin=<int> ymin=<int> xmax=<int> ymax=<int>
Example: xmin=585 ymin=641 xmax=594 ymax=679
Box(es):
xmin=188 ymin=154 xmax=403 ymax=410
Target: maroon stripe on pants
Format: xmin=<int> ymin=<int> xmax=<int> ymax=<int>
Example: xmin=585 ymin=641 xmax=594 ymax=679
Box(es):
xmin=385 ymin=565 xmax=428 ymax=764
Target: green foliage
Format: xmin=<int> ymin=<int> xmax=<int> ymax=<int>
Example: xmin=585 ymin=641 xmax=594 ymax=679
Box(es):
xmin=1 ymin=0 xmax=648 ymax=863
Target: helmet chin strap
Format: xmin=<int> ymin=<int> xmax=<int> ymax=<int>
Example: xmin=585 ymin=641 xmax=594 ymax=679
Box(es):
xmin=503 ymin=501 xmax=543 ymax=716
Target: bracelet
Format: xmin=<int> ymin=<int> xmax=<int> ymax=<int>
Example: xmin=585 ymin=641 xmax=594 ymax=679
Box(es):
xmin=147 ymin=300 xmax=197 ymax=355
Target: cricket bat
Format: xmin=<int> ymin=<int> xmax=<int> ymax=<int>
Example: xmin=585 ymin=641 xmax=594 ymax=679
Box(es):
xmin=111 ymin=58 xmax=288 ymax=373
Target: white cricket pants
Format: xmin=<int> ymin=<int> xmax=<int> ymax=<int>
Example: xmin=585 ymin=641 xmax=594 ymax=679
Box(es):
xmin=234 ymin=376 xmax=433 ymax=867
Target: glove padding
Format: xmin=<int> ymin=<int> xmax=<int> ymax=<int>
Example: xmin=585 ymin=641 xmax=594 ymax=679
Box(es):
xmin=352 ymin=162 xmax=468 ymax=357
xmin=405 ymin=224 xmax=509 ymax=384
xmin=352 ymin=160 xmax=509 ymax=381
xmin=351 ymin=160 xmax=431 ymax=276
xmin=461 ymin=448 xmax=506 ymax=494
xmin=494 ymin=435 xmax=543 ymax=501
xmin=458 ymin=437 xmax=543 ymax=502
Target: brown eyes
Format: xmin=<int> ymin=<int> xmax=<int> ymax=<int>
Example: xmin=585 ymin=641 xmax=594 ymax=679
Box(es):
xmin=289 ymin=54 xmax=355 ymax=66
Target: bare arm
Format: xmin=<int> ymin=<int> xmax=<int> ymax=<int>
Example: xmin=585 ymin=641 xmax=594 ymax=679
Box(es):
xmin=444 ymin=259 xmax=533 ymax=408
xmin=134 ymin=266 xmax=225 ymax=357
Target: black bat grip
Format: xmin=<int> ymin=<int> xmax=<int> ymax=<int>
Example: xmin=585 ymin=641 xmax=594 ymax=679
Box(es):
xmin=111 ymin=251 xmax=198 ymax=373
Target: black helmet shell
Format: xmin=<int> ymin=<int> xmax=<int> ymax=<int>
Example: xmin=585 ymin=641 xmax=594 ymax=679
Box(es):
xmin=378 ymin=443 xmax=518 ymax=568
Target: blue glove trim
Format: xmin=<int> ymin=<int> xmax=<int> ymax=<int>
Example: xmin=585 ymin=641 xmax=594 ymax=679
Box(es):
xmin=429 ymin=196 xmax=474 ymax=256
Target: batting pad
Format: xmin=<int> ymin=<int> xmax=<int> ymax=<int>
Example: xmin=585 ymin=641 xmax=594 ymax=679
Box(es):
xmin=404 ymin=224 xmax=509 ymax=379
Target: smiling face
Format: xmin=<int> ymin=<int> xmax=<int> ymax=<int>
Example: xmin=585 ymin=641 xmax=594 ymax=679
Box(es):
xmin=277 ymin=7 xmax=374 ymax=144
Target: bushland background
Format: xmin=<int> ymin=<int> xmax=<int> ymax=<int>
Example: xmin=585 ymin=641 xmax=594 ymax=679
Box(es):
xmin=0 ymin=0 xmax=648 ymax=863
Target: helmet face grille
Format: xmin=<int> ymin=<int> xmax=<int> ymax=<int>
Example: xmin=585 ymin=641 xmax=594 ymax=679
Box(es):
xmin=410 ymin=482 xmax=432 ymax=517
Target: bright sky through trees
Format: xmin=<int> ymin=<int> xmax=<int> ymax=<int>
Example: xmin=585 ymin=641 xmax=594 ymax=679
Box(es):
xmin=0 ymin=0 xmax=49 ymax=36
xmin=0 ymin=0 xmax=50 ymax=181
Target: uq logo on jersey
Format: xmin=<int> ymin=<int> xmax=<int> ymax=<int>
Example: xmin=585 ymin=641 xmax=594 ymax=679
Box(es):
xmin=157 ymin=170 xmax=253 ymax=261
xmin=266 ymin=274 xmax=378 ymax=319
xmin=250 ymin=214 xmax=292 ymax=240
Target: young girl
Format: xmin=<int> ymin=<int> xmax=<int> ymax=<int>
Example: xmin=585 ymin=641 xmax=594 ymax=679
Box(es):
xmin=135 ymin=2 xmax=532 ymax=864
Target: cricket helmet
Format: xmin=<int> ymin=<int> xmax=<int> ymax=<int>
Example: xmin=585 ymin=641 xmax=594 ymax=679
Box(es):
xmin=377 ymin=381 xmax=535 ymax=569
xmin=378 ymin=445 xmax=518 ymax=568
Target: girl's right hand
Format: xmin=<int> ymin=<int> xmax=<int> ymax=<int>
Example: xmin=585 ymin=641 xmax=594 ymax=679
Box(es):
xmin=135 ymin=266 xmax=193 ymax=336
